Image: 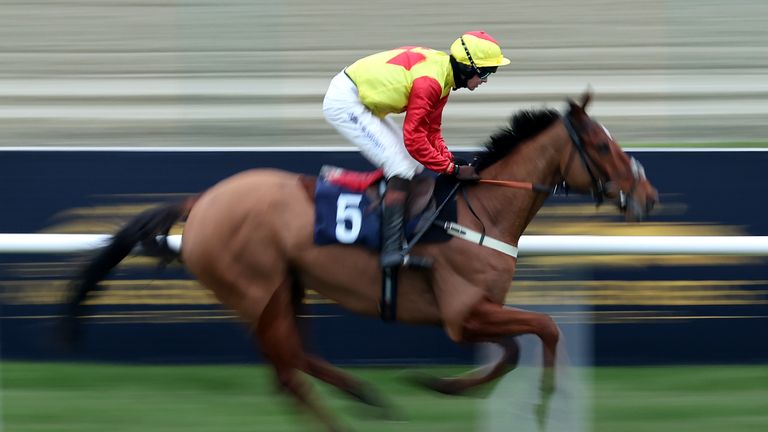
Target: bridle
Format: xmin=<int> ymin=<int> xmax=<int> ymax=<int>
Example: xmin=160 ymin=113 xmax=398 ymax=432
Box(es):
xmin=560 ymin=112 xmax=607 ymax=204
xmin=406 ymin=111 xmax=646 ymax=254
xmin=477 ymin=110 xmax=644 ymax=208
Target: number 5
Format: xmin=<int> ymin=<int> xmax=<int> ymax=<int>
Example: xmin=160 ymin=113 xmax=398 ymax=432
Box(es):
xmin=335 ymin=193 xmax=363 ymax=243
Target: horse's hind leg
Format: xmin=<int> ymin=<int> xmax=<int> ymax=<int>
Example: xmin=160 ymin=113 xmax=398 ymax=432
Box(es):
xmin=289 ymin=281 xmax=392 ymax=414
xmin=255 ymin=279 xmax=347 ymax=432
xmin=302 ymin=355 xmax=397 ymax=417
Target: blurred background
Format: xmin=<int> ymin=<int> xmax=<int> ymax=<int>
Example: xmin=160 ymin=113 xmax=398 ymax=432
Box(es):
xmin=2 ymin=0 xmax=767 ymax=148
xmin=1 ymin=1 xmax=767 ymax=431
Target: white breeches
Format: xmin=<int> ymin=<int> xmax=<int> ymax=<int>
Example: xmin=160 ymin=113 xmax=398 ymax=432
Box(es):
xmin=322 ymin=70 xmax=423 ymax=180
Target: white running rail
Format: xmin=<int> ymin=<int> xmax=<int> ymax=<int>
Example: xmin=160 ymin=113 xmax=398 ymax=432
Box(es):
xmin=2 ymin=233 xmax=768 ymax=256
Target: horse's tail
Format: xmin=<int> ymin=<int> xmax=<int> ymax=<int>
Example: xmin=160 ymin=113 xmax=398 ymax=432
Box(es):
xmin=59 ymin=196 xmax=198 ymax=348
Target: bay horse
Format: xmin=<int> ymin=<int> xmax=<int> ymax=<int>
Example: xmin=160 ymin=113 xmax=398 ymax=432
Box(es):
xmin=61 ymin=92 xmax=657 ymax=431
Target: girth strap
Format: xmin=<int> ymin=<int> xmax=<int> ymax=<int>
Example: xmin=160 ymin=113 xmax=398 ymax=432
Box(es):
xmin=436 ymin=220 xmax=519 ymax=258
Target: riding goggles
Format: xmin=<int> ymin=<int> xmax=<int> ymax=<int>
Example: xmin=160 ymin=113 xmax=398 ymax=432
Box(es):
xmin=460 ymin=36 xmax=498 ymax=79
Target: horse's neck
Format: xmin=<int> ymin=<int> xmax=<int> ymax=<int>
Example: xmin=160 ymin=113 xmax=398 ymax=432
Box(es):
xmin=473 ymin=122 xmax=567 ymax=242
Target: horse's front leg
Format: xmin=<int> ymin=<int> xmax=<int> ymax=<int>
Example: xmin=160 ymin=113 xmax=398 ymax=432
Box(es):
xmin=408 ymin=337 xmax=520 ymax=395
xmin=460 ymin=298 xmax=559 ymax=430
xmin=461 ymin=297 xmax=559 ymax=370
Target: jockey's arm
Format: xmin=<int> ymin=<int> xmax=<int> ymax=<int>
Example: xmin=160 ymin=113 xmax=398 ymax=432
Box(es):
xmin=403 ymin=77 xmax=455 ymax=174
xmin=426 ymin=96 xmax=453 ymax=160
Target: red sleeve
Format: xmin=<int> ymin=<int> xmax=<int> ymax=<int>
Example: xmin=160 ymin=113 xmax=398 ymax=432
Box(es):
xmin=403 ymin=76 xmax=454 ymax=173
xmin=427 ymin=95 xmax=453 ymax=161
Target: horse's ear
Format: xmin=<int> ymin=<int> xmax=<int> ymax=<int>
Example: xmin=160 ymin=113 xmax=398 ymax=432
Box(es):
xmin=568 ymin=89 xmax=593 ymax=121
xmin=567 ymin=98 xmax=580 ymax=112
xmin=567 ymin=98 xmax=586 ymax=120
xmin=580 ymin=89 xmax=593 ymax=110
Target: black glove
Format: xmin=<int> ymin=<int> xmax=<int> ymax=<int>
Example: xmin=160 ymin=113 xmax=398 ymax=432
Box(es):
xmin=454 ymin=164 xmax=481 ymax=181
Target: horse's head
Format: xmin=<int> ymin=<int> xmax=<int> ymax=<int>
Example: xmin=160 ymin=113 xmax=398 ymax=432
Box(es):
xmin=560 ymin=91 xmax=659 ymax=221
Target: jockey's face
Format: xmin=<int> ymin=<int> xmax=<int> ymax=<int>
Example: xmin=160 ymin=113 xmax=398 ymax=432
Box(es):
xmin=466 ymin=74 xmax=487 ymax=91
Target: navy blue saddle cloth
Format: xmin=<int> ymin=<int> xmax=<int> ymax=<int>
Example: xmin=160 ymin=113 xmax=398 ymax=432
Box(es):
xmin=313 ymin=167 xmax=457 ymax=250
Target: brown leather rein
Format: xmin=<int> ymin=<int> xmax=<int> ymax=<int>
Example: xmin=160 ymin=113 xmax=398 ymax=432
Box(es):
xmin=477 ymin=179 xmax=556 ymax=194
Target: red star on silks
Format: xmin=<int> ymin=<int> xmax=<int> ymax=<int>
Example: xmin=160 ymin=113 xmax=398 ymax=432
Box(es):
xmin=386 ymin=46 xmax=426 ymax=70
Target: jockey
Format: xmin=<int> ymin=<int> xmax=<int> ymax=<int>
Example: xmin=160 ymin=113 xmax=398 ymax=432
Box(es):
xmin=322 ymin=30 xmax=511 ymax=269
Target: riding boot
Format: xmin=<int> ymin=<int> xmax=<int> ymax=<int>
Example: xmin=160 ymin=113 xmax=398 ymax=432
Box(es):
xmin=380 ymin=176 xmax=410 ymax=269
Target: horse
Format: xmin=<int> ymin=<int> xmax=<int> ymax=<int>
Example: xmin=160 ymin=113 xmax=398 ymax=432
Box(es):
xmin=60 ymin=91 xmax=658 ymax=431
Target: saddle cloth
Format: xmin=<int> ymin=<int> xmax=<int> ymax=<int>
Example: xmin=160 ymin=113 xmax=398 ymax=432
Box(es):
xmin=313 ymin=166 xmax=456 ymax=250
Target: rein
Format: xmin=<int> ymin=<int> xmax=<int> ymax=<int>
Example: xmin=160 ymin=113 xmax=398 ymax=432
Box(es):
xmin=477 ymin=179 xmax=554 ymax=194
xmin=476 ymin=113 xmax=606 ymax=203
xmin=403 ymin=112 xmax=617 ymax=259
xmin=403 ymin=176 xmax=559 ymax=257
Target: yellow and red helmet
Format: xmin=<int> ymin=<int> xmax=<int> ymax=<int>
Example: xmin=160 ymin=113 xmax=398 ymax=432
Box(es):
xmin=450 ymin=31 xmax=511 ymax=70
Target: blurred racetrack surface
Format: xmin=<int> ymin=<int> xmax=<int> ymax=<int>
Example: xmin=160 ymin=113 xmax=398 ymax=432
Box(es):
xmin=1 ymin=0 xmax=767 ymax=147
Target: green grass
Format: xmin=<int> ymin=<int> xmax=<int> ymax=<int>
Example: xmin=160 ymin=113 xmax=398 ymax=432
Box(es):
xmin=594 ymin=366 xmax=768 ymax=432
xmin=1 ymin=362 xmax=767 ymax=432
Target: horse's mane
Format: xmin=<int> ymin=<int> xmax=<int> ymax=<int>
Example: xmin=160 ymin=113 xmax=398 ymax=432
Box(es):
xmin=473 ymin=108 xmax=561 ymax=172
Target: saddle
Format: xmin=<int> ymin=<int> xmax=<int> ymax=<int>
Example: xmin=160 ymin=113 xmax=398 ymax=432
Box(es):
xmin=308 ymin=165 xmax=438 ymax=220
xmin=299 ymin=165 xmax=456 ymax=246
xmin=301 ymin=165 xmax=458 ymax=323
